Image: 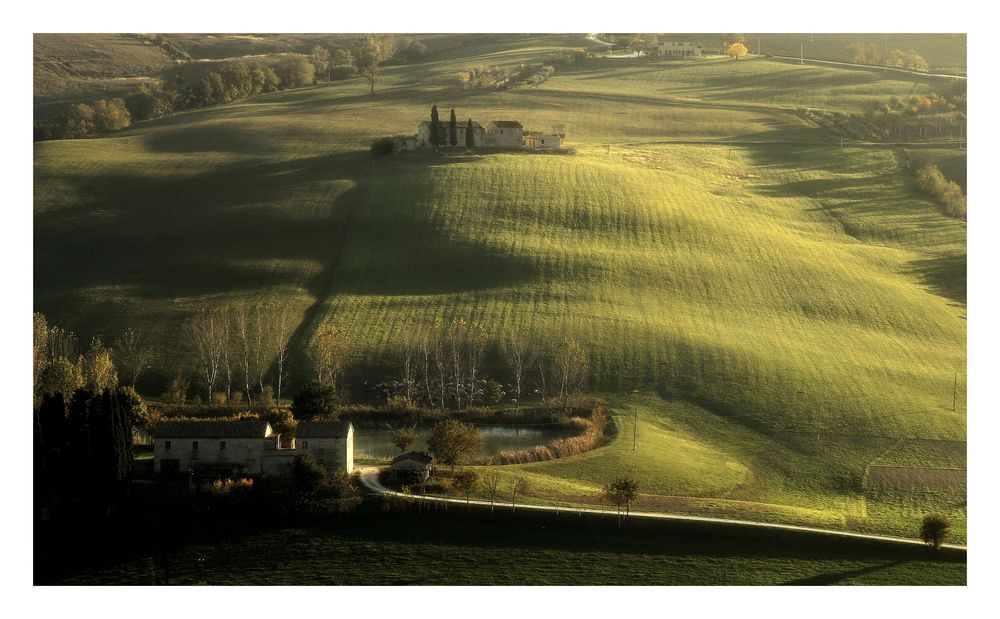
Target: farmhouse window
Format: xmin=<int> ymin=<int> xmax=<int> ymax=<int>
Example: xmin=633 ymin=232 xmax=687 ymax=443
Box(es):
xmin=192 ymin=441 xmax=199 ymax=450
xmin=220 ymin=441 xmax=227 ymax=450
xmin=165 ymin=441 xmax=171 ymax=450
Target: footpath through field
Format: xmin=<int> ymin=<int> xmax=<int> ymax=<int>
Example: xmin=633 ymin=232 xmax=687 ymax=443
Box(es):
xmin=356 ymin=467 xmax=967 ymax=551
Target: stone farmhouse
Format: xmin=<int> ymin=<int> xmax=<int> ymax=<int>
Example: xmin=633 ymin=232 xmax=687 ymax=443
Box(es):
xmin=397 ymin=114 xmax=562 ymax=151
xmin=151 ymin=420 xmax=354 ymax=478
xmin=656 ymin=41 xmax=702 ymax=57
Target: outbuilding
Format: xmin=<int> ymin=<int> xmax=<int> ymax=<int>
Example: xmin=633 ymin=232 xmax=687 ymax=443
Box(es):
xmin=390 ymin=451 xmax=434 ymax=483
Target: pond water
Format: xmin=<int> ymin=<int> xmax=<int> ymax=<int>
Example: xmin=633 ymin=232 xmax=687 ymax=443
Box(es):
xmin=353 ymin=424 xmax=580 ymax=460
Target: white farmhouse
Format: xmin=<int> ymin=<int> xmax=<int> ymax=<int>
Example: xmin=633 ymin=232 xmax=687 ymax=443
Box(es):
xmin=151 ymin=420 xmax=283 ymax=477
xmin=656 ymin=41 xmax=701 ymax=57
xmin=417 ymin=119 xmax=485 ymax=148
xmin=295 ymin=421 xmax=354 ymax=474
xmin=485 ymin=120 xmax=524 ymax=147
xmin=524 ymin=132 xmax=561 ymax=149
xmin=151 ymin=419 xmax=355 ymax=478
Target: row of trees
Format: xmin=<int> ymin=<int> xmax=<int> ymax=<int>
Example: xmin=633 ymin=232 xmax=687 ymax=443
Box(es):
xmin=914 ymin=163 xmax=967 ymax=220
xmin=846 ymin=42 xmax=929 ymax=72
xmin=385 ymin=318 xmax=589 ymax=412
xmin=37 ymin=34 xmax=415 ymax=141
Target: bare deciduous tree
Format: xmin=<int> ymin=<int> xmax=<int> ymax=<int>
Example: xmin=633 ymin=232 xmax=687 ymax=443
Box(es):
xmin=501 ymin=331 xmax=537 ymax=409
xmin=431 ymin=318 xmax=448 ymax=412
xmin=466 ymin=321 xmax=488 ymax=405
xmin=232 ymin=303 xmax=255 ymax=406
xmin=481 ymin=467 xmax=502 ymax=512
xmin=186 ymin=308 xmax=228 ymax=403
xmin=553 ymin=338 xmax=588 ymax=410
xmin=395 ymin=327 xmax=418 ymax=403
xmin=308 ymin=324 xmax=351 ymax=395
xmin=270 ymin=303 xmax=295 ymax=404
xmin=114 ymin=327 xmax=154 ymax=390
xmin=447 ymin=318 xmax=467 ymax=410
xmin=510 ymin=476 xmax=527 ymax=512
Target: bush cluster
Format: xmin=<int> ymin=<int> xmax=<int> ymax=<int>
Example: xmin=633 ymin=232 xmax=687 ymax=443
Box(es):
xmin=914 ymin=164 xmax=967 ymax=220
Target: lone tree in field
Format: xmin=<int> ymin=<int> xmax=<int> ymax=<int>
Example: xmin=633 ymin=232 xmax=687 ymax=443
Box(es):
xmin=390 ymin=426 xmax=418 ymax=453
xmin=452 ymin=469 xmax=479 ymax=509
xmin=449 ymin=109 xmax=458 ymax=147
xmin=465 ymin=118 xmax=475 ymax=148
xmin=727 ymin=42 xmax=749 ymax=60
xmin=920 ymin=514 xmax=951 ymax=550
xmin=427 ymin=419 xmax=482 ymax=471
xmin=603 ymin=476 xmax=640 ymax=527
xmin=430 ymin=105 xmax=441 ymax=149
xmin=355 ymin=34 xmax=396 ymax=95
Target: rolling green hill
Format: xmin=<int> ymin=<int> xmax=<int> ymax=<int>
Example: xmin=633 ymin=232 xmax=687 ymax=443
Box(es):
xmin=34 ymin=34 xmax=966 ymax=538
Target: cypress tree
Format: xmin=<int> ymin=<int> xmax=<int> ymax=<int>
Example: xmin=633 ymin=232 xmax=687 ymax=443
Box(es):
xmin=430 ymin=105 xmax=440 ymax=149
xmin=449 ymin=109 xmax=458 ymax=147
xmin=466 ymin=118 xmax=475 ymax=148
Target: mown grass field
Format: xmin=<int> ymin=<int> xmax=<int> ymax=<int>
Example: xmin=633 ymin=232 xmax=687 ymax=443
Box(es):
xmin=42 ymin=503 xmax=965 ymax=585
xmin=34 ymin=34 xmax=966 ymax=542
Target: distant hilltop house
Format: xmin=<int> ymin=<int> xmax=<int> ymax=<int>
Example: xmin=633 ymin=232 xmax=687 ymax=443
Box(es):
xmin=656 ymin=41 xmax=702 ymax=57
xmin=386 ymin=109 xmax=563 ymax=152
xmin=151 ymin=419 xmax=354 ymax=478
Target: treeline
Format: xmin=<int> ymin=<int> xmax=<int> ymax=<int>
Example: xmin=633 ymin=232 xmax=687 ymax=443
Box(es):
xmin=914 ymin=163 xmax=967 ymax=220
xmin=34 ymin=35 xmax=427 ymax=141
xmin=846 ymin=43 xmax=930 ymax=72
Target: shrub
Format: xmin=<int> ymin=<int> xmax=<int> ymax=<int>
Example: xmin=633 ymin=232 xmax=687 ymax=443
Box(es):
xmin=371 ymin=137 xmax=395 ymax=156
xmin=920 ymin=514 xmax=951 ymax=550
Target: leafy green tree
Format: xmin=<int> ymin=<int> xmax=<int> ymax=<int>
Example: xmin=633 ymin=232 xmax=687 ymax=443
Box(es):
xmin=449 ymin=109 xmax=458 ymax=147
xmin=291 ymin=381 xmax=339 ymax=421
xmin=63 ymin=103 xmax=96 ymax=138
xmin=83 ymin=338 xmax=118 ymax=394
xmin=310 ymin=45 xmax=331 ymax=81
xmin=263 ymin=407 xmax=298 ymax=437
xmin=603 ymin=476 xmax=640 ymax=526
xmin=465 ymin=118 xmax=475 ymax=148
xmin=483 ymin=379 xmax=505 ymax=408
xmin=39 ymin=356 xmax=84 ymax=403
xmin=354 ymin=34 xmax=396 ymax=95
xmin=427 ymin=419 xmax=482 ymax=471
xmin=921 ymin=514 xmax=951 ymax=550
xmin=390 ymin=426 xmax=418 ymax=453
xmin=430 ymin=105 xmax=440 ymax=149
xmin=291 ymin=453 xmax=328 ymax=506
xmin=274 ymin=56 xmax=316 ymax=89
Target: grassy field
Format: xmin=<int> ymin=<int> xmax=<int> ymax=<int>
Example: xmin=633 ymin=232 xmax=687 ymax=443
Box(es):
xmin=42 ymin=503 xmax=965 ymax=585
xmin=34 ymin=35 xmax=966 ymax=542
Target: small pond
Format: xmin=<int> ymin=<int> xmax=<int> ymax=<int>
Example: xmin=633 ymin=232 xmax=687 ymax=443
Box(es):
xmin=353 ymin=424 xmax=581 ymax=460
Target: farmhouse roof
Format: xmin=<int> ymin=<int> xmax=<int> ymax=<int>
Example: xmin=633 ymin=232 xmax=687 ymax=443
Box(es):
xmin=296 ymin=420 xmax=354 ymax=438
xmin=391 ymin=451 xmax=434 ymax=465
xmin=150 ymin=420 xmax=274 ymax=439
xmin=419 ymin=120 xmax=482 ymax=128
xmin=489 ymin=120 xmax=522 ymax=128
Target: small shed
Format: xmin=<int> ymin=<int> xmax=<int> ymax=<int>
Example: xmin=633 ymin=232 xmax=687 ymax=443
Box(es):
xmin=390 ymin=451 xmax=434 ymax=482
xmin=524 ymin=132 xmax=562 ymax=149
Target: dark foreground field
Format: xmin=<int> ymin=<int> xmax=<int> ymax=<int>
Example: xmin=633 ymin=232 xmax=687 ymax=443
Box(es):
xmin=37 ymin=498 xmax=965 ymax=586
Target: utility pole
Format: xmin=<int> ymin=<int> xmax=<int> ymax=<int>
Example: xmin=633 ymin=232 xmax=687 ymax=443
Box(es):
xmin=757 ymin=37 xmax=761 ymax=56
xmin=800 ymin=43 xmax=804 ymax=64
xmin=728 ymin=137 xmax=733 ymax=157
xmin=952 ymin=370 xmax=959 ymax=411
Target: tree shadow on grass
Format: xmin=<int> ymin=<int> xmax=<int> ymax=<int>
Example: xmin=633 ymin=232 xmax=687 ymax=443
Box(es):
xmin=781 ymin=559 xmax=908 ymax=585
xmin=904 ymin=253 xmax=966 ymax=307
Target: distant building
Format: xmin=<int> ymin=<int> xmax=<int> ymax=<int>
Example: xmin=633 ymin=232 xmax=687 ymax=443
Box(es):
xmin=151 ymin=419 xmax=355 ymax=478
xmin=656 ymin=41 xmax=701 ymax=57
xmin=390 ymin=451 xmax=434 ymax=482
xmin=485 ymin=120 xmax=524 ymax=148
xmin=417 ymin=119 xmax=485 ymax=148
xmin=151 ymin=420 xmax=283 ymax=478
xmin=524 ymin=132 xmax=561 ymax=149
xmin=295 ymin=421 xmax=355 ymax=474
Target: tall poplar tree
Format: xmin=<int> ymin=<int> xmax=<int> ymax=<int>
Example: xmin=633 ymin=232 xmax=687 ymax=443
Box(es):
xmin=430 ymin=105 xmax=440 ymax=149
xmin=449 ymin=109 xmax=458 ymax=147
